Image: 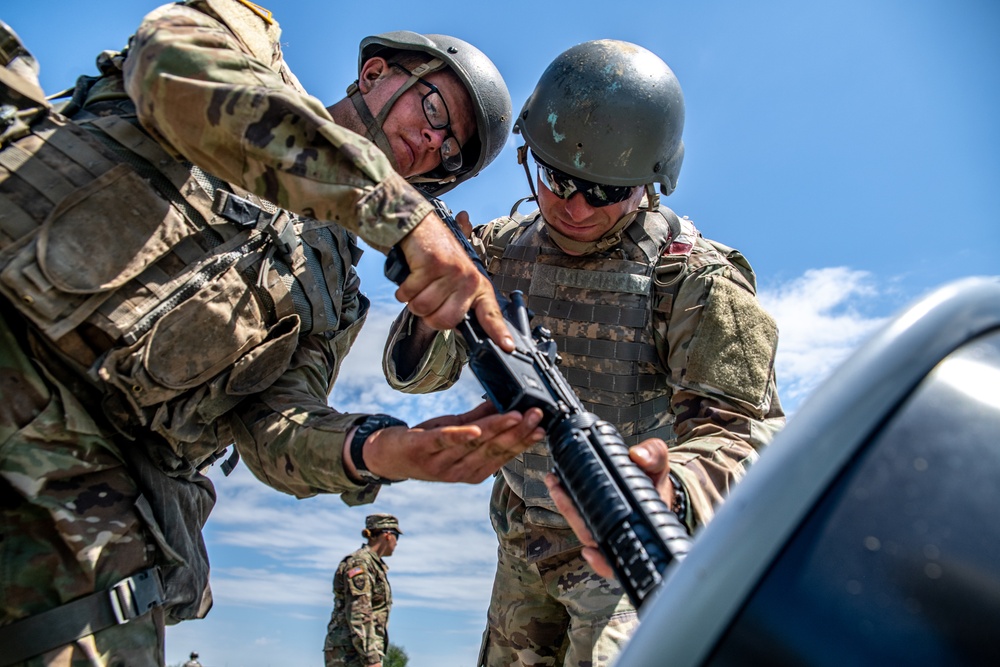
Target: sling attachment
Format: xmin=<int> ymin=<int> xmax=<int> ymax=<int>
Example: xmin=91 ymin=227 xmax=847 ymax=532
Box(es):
xmin=0 ymin=566 xmax=165 ymax=666
xmin=256 ymin=210 xmax=297 ymax=289
xmin=260 ymin=209 xmax=297 ymax=258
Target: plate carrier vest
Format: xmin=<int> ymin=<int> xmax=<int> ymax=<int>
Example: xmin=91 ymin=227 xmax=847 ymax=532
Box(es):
xmin=0 ymin=42 xmax=366 ymax=468
xmin=486 ymin=208 xmax=757 ymax=518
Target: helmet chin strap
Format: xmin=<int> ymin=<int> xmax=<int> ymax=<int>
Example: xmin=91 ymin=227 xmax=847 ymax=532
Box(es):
xmin=545 ymin=211 xmax=639 ymax=256
xmin=346 ymin=57 xmax=446 ymax=174
xmin=517 ymin=145 xmax=539 ymax=202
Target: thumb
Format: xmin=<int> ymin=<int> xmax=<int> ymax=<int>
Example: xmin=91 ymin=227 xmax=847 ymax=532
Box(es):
xmin=455 ymin=210 xmax=474 ymax=238
xmin=630 ymin=438 xmax=669 ymax=475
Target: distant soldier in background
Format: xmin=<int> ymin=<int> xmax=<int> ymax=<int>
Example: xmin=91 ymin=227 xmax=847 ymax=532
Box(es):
xmin=182 ymin=652 xmax=202 ymax=667
xmin=324 ymin=514 xmax=402 ymax=667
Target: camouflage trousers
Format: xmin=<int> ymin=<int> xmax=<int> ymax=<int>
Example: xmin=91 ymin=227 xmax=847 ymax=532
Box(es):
xmin=477 ymin=475 xmax=639 ymax=667
xmin=0 ymin=307 xmax=164 ymax=666
xmin=478 ymin=546 xmax=639 ymax=667
xmin=323 ymin=647 xmax=372 ymax=667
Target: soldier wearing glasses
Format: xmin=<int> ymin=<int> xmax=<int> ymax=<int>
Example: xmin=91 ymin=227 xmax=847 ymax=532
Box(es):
xmin=324 ymin=514 xmax=403 ymax=667
xmin=0 ymin=2 xmax=545 ymax=665
xmin=383 ymin=40 xmax=785 ymax=666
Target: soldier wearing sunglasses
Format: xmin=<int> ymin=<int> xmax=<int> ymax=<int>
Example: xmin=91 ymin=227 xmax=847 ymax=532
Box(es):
xmin=383 ymin=39 xmax=785 ymax=667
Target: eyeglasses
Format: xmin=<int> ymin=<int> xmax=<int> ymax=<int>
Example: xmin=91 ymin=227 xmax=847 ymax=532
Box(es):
xmin=385 ymin=530 xmax=401 ymax=538
xmin=392 ymin=64 xmax=463 ymax=173
xmin=535 ymin=157 xmax=636 ymax=208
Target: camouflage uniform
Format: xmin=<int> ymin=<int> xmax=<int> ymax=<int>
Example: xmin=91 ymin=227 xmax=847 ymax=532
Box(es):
xmin=384 ymin=204 xmax=785 ymax=666
xmin=0 ymin=2 xmax=438 ymax=665
xmin=323 ymin=515 xmax=400 ymax=667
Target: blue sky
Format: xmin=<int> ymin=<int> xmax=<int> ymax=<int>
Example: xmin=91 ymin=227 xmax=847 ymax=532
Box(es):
xmin=4 ymin=0 xmax=998 ymax=665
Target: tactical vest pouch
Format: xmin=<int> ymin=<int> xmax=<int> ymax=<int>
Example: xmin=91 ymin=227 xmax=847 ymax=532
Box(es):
xmin=0 ymin=105 xmax=300 ymax=428
xmin=143 ymin=264 xmax=265 ymax=391
xmin=40 ymin=164 xmax=190 ymax=293
xmin=96 ymin=260 xmax=284 ymax=411
xmin=1 ymin=163 xmax=194 ymax=340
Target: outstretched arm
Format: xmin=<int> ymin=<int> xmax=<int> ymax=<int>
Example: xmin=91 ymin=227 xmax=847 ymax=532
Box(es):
xmin=124 ymin=3 xmax=512 ymax=344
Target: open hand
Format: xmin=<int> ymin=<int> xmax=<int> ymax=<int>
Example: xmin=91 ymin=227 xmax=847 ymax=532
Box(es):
xmin=350 ymin=402 xmax=545 ymax=484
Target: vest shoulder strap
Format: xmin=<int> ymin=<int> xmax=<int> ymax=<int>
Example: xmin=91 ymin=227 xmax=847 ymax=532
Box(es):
xmin=650 ymin=210 xmax=701 ymax=319
xmin=481 ymin=210 xmax=536 ymax=269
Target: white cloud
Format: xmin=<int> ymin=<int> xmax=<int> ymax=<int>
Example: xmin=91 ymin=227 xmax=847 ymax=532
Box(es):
xmin=758 ymin=267 xmax=890 ymax=407
xmin=210 ymin=566 xmax=331 ymax=607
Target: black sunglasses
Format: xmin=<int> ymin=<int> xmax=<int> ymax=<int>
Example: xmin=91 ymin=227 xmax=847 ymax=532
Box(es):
xmin=392 ymin=64 xmax=463 ymax=173
xmin=534 ymin=156 xmax=636 ymax=208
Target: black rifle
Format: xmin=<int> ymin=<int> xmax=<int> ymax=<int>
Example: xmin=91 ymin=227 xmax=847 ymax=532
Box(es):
xmin=385 ymin=197 xmax=692 ymax=608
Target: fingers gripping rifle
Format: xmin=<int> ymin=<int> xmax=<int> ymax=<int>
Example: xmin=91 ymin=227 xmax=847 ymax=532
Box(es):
xmin=385 ymin=197 xmax=692 ymax=608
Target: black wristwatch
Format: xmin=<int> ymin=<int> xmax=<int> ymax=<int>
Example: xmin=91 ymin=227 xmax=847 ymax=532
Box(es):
xmin=349 ymin=414 xmax=407 ymax=485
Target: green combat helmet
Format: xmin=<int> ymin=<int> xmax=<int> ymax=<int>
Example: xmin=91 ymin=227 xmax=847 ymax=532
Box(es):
xmin=515 ymin=39 xmax=685 ymax=196
xmin=351 ymin=31 xmax=513 ymax=196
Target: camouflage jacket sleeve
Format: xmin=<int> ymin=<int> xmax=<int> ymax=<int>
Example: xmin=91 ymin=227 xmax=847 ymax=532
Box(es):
xmin=224 ymin=316 xmax=382 ymax=507
xmin=382 ymin=306 xmax=468 ymax=394
xmin=655 ymin=252 xmax=785 ymax=532
xmin=343 ymin=554 xmax=382 ymax=664
xmin=122 ymin=0 xmax=432 ymax=253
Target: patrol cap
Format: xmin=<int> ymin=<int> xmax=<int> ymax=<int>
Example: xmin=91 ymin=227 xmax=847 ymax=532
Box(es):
xmin=365 ymin=513 xmax=402 ymax=534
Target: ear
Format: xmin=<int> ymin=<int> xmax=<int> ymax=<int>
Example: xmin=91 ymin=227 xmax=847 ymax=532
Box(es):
xmin=358 ymin=56 xmax=392 ymax=93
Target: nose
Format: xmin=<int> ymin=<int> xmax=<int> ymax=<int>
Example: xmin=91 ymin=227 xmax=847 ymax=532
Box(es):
xmin=562 ymin=191 xmax=596 ymax=222
xmin=422 ymin=126 xmax=448 ymax=151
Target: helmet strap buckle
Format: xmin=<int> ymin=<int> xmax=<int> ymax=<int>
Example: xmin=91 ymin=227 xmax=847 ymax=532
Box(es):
xmin=644 ymin=184 xmax=660 ymax=212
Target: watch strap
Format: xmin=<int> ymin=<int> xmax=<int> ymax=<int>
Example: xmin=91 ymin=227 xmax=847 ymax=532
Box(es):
xmin=350 ymin=414 xmax=407 ymax=485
